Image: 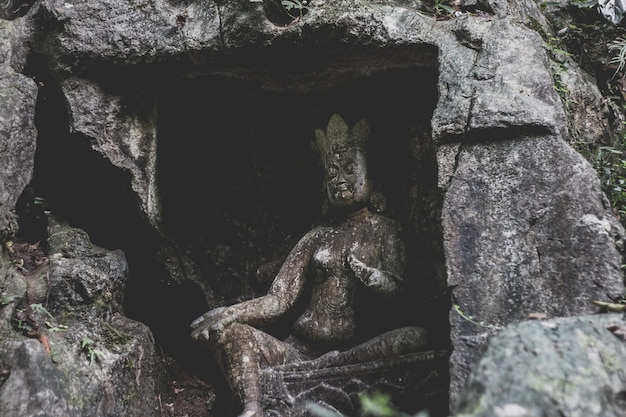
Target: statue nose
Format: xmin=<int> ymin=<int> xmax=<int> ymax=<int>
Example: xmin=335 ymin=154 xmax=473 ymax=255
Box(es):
xmin=332 ymin=176 xmax=347 ymax=187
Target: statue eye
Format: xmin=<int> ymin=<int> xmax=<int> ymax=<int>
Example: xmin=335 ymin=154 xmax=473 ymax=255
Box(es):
xmin=327 ymin=167 xmax=339 ymax=177
xmin=344 ymin=163 xmax=358 ymax=174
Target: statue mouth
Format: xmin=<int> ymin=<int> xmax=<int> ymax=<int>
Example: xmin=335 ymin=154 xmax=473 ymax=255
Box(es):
xmin=333 ymin=190 xmax=352 ymax=200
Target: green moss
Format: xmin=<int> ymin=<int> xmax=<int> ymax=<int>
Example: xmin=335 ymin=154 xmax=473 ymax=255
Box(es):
xmin=102 ymin=322 xmax=133 ymax=351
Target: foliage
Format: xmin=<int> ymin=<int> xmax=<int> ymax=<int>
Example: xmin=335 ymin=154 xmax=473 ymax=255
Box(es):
xmin=81 ymin=337 xmax=104 ymax=365
xmin=536 ymin=1 xmax=626 ymax=231
xmin=418 ymin=0 xmax=457 ymax=19
xmin=608 ymin=36 xmax=626 ymax=78
xmin=579 ymin=132 xmax=626 ymax=223
xmin=570 ymin=0 xmax=599 ymax=8
xmin=543 ymin=35 xmax=575 ymax=107
xmin=453 ymin=304 xmax=502 ymax=331
xmin=30 ymin=302 xmax=53 ymax=318
xmin=433 ymin=0 xmax=455 ymax=16
xmin=308 ymin=392 xmax=430 ymax=417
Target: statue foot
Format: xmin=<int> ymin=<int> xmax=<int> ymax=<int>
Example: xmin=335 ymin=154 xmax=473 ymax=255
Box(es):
xmin=238 ymin=401 xmax=263 ymax=417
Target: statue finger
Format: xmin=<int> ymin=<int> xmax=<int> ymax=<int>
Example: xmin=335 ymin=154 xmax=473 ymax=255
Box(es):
xmin=210 ymin=321 xmax=225 ymax=334
xmin=190 ymin=315 xmax=205 ymax=328
xmin=191 ymin=323 xmax=212 ymax=341
xmin=203 ymin=306 xmax=227 ymax=320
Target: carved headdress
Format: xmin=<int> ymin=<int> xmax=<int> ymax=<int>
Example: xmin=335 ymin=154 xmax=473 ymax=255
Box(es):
xmin=314 ymin=114 xmax=370 ymax=159
xmin=313 ymin=114 xmax=386 ymax=212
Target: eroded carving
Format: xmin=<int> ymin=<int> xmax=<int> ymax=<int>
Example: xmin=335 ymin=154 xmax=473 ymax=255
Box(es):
xmin=191 ymin=114 xmax=431 ymax=417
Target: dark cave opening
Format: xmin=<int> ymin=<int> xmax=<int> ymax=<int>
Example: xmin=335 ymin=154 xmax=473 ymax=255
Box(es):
xmin=21 ymin=51 xmax=449 ymax=415
xmin=30 ymin=95 xmax=153 ymax=252
xmin=148 ymin=63 xmax=449 ymax=415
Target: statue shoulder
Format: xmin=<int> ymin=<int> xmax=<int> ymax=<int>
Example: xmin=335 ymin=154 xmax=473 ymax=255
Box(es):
xmin=367 ymin=211 xmax=404 ymax=233
xmin=295 ymin=225 xmax=332 ymax=246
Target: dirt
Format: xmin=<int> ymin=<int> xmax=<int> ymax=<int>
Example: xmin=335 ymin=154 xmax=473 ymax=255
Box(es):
xmin=158 ymin=354 xmax=218 ymax=417
xmin=6 ymin=237 xmax=47 ymax=274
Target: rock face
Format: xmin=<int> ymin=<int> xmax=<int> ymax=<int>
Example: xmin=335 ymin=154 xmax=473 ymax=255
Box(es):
xmin=453 ymin=314 xmax=626 ymax=417
xmin=0 ymin=20 xmax=37 ymax=241
xmin=0 ymin=0 xmax=624 ymax=415
xmin=443 ymin=133 xmax=625 ymax=398
xmin=0 ymin=217 xmax=163 ymax=417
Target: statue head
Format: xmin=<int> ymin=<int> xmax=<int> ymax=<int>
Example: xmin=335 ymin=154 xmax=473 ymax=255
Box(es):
xmin=315 ymin=114 xmax=373 ymax=209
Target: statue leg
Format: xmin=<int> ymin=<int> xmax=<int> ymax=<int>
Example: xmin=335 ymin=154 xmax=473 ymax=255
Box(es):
xmin=312 ymin=326 xmax=432 ymax=367
xmin=209 ymin=323 xmax=304 ymax=417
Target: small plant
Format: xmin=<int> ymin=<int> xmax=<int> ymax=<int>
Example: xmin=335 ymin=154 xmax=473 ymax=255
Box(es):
xmin=13 ymin=317 xmax=34 ymax=332
xmin=0 ymin=293 xmax=18 ymax=306
xmin=307 ymin=392 xmax=430 ymax=417
xmin=577 ymin=130 xmax=626 ymax=225
xmin=453 ymin=304 xmax=502 ymax=331
xmin=542 ymin=35 xmax=578 ymax=111
xmin=45 ymin=321 xmax=68 ymax=333
xmin=12 ymin=303 xmax=54 ymax=333
xmin=608 ymin=36 xmax=626 ymax=78
xmin=30 ymin=303 xmax=53 ymax=319
xmin=81 ymin=337 xmax=104 ymax=365
xmin=361 ymin=392 xmax=397 ymax=417
xmin=570 ymin=0 xmax=599 ymax=9
xmin=433 ymin=0 xmax=455 ymax=16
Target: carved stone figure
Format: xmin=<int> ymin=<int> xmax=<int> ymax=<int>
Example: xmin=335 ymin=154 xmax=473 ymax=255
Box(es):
xmin=191 ymin=114 xmax=430 ymax=417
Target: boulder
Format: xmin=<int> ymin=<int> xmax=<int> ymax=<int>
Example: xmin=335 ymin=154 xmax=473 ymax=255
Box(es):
xmin=0 ymin=217 xmax=164 ymax=417
xmin=453 ymin=314 xmax=626 ymax=417
xmin=0 ymin=19 xmax=37 ymax=241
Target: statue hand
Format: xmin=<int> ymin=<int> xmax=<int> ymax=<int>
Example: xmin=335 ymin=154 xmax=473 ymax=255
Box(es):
xmin=190 ymin=306 xmax=237 ymax=341
xmin=348 ymin=254 xmax=381 ymax=288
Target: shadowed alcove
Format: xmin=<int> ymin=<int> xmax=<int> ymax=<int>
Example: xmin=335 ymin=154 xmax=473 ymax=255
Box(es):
xmin=144 ymin=49 xmax=449 ymax=414
xmin=24 ymin=42 xmax=449 ymax=415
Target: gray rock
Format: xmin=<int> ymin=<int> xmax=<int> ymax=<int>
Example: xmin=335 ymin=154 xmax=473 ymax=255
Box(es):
xmin=443 ymin=134 xmax=625 ymax=398
xmin=0 ymin=218 xmax=163 ymax=417
xmin=0 ymin=20 xmax=37 ymax=242
xmin=453 ymin=314 xmax=626 ymax=417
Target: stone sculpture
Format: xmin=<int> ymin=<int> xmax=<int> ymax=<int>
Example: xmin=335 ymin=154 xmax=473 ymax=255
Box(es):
xmin=191 ymin=114 xmax=431 ymax=417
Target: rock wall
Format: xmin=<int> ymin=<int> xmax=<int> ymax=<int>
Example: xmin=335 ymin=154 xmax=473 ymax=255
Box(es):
xmin=0 ymin=218 xmax=163 ymax=416
xmin=1 ymin=0 xmax=624 ymax=415
xmin=454 ymin=314 xmax=626 ymax=417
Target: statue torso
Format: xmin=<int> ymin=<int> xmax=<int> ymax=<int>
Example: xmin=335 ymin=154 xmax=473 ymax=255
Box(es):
xmin=291 ymin=210 xmax=396 ymax=349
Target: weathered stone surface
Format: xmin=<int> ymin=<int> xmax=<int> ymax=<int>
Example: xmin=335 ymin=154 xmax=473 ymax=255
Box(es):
xmin=538 ymin=0 xmax=624 ymax=147
xmin=46 ymin=218 xmax=128 ymax=314
xmin=0 ymin=217 xmax=163 ymax=417
xmin=443 ymin=134 xmax=625 ymax=398
xmin=261 ymin=350 xmax=450 ymax=417
xmin=0 ymin=20 xmax=37 ymax=242
xmin=453 ymin=314 xmax=626 ymax=417
xmin=60 ymin=77 xmax=162 ymax=230
xmin=432 ymin=15 xmax=567 ymax=141
xmin=558 ymin=61 xmax=618 ymax=147
xmin=1 ymin=0 xmax=624 ymax=414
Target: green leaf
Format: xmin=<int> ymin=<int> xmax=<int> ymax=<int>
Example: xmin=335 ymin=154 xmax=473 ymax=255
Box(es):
xmin=306 ymin=403 xmax=345 ymax=417
xmin=436 ymin=4 xmax=455 ymax=13
xmin=0 ymin=294 xmax=18 ymax=305
xmin=30 ymin=303 xmax=53 ymax=318
xmin=360 ymin=392 xmax=395 ymax=417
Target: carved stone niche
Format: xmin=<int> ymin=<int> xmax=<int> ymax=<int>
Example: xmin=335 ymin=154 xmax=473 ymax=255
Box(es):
xmin=156 ymin=45 xmax=449 ymax=416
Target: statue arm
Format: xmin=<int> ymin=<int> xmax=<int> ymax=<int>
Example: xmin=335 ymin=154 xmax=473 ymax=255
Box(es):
xmin=349 ymin=224 xmax=406 ymax=297
xmin=191 ymin=229 xmax=318 ymax=340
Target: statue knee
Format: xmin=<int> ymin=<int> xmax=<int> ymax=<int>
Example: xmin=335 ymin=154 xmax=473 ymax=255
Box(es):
xmin=212 ymin=322 xmax=257 ymax=348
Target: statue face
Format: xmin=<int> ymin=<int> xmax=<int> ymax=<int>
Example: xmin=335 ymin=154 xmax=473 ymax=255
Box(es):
xmin=324 ymin=149 xmax=372 ymax=208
